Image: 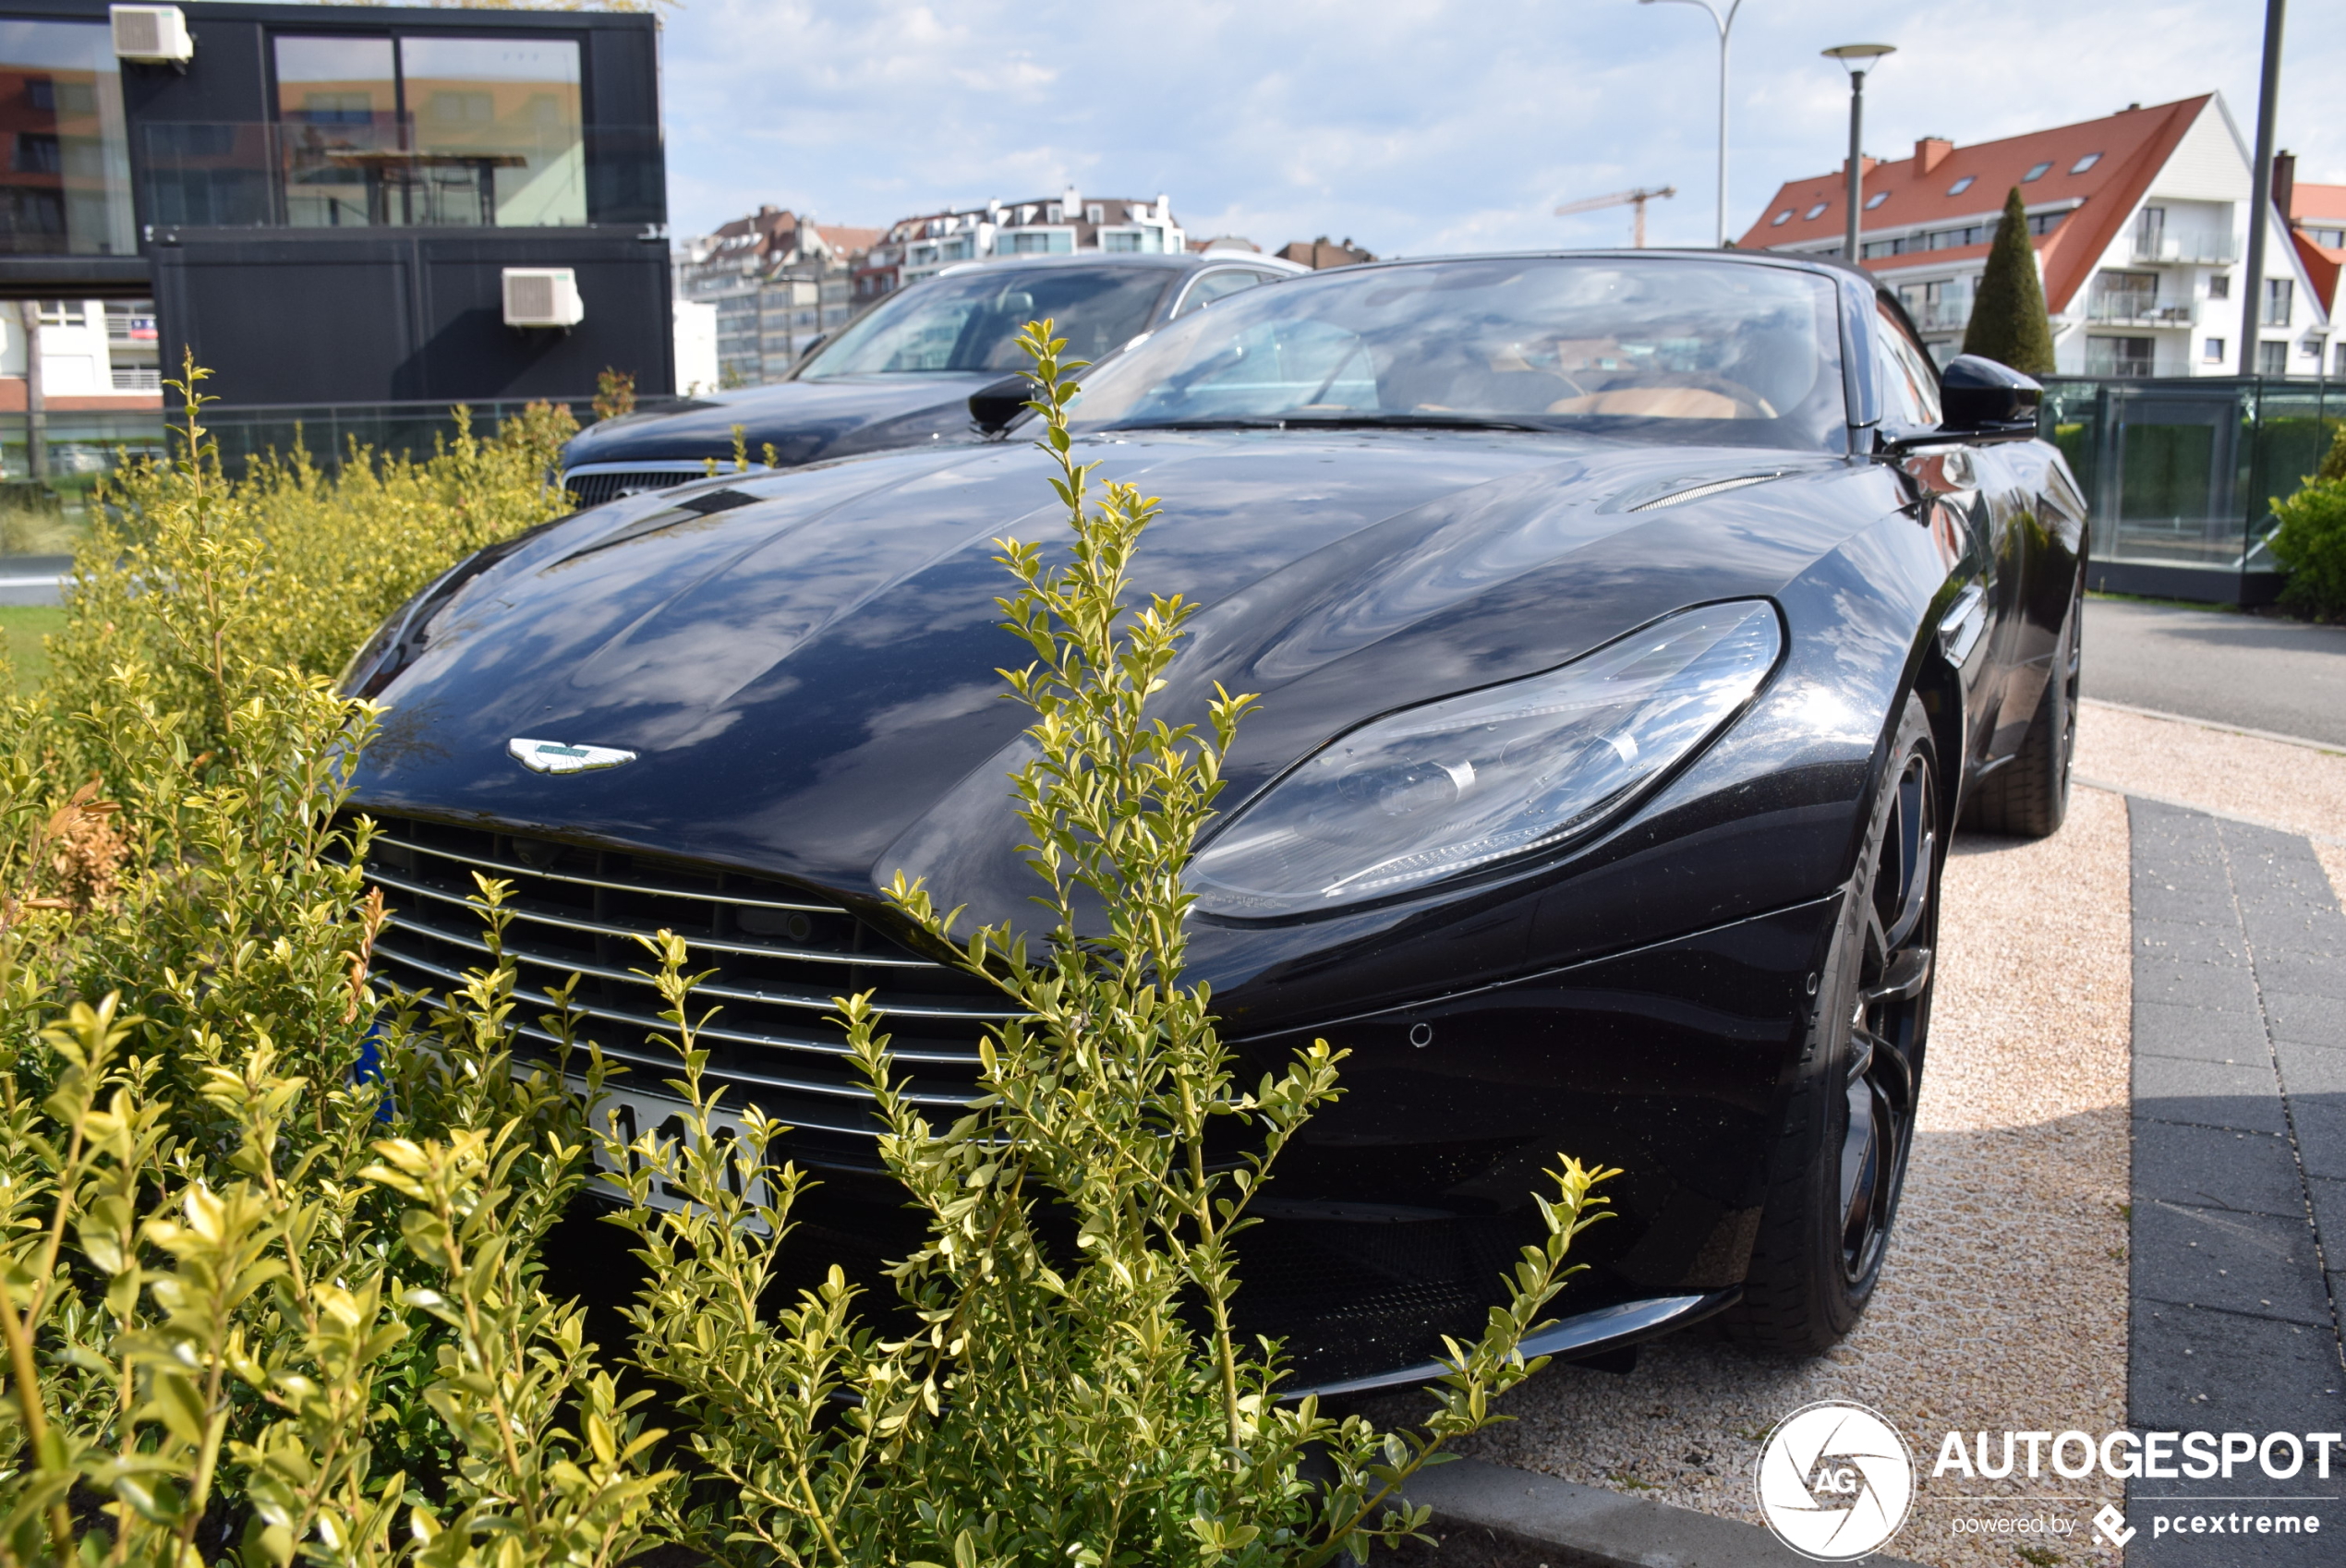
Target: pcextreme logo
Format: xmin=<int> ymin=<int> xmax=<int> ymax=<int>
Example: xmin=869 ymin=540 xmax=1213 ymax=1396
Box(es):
xmin=1755 ymin=1401 xmax=1916 ymax=1562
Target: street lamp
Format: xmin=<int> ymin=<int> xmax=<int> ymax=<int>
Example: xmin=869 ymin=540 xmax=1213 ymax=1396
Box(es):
xmin=1640 ymin=0 xmax=1744 ymax=248
xmin=1822 ymin=43 xmax=1895 ymax=263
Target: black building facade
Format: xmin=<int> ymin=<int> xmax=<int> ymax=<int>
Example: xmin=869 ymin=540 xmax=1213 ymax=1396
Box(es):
xmin=0 ymin=0 xmax=671 ymax=404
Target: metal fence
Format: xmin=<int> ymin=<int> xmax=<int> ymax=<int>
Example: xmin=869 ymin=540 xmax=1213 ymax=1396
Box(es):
xmin=2041 ymin=374 xmax=2340 ymax=604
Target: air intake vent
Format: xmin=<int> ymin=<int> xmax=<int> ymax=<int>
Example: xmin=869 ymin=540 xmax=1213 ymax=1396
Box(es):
xmin=111 ymin=5 xmax=192 ymax=62
xmin=502 ymin=267 xmax=585 ymax=329
xmin=344 ymin=814 xmax=1013 ymax=1166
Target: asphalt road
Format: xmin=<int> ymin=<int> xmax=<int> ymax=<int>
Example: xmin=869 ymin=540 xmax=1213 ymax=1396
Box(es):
xmin=2083 ymin=597 xmax=2346 ymax=748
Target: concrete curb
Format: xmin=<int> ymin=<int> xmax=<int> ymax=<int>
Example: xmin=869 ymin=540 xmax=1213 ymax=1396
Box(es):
xmin=1389 ymin=1456 xmax=1928 ymax=1567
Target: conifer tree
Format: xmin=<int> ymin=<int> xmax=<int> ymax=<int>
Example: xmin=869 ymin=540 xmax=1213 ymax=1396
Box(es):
xmin=1962 ymin=187 xmax=2058 ymax=376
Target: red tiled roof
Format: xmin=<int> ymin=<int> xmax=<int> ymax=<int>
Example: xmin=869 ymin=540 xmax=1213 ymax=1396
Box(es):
xmin=1737 ymin=96 xmax=2213 ymax=314
xmin=2292 ymin=182 xmax=2346 ymax=223
xmin=2289 ymin=182 xmax=2346 ymax=313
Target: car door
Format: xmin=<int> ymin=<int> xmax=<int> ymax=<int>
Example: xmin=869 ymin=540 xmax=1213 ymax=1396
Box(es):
xmin=1873 ymin=303 xmax=2016 ymax=776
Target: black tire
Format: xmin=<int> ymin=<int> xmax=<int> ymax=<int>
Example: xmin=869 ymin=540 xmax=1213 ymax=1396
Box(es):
xmin=1725 ymin=693 xmax=1940 ymax=1357
xmin=1963 ymin=579 xmax=2080 ymax=838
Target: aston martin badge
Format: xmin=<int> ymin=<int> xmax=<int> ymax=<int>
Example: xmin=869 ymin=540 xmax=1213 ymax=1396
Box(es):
xmin=508 ymin=737 xmax=638 ymax=775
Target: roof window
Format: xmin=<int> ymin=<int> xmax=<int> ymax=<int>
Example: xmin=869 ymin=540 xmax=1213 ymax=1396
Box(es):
xmin=1864 ymin=191 xmax=1889 ymax=210
xmin=1804 ymin=200 xmax=1829 ymax=220
xmin=1947 ymin=175 xmax=1976 ymax=196
xmin=1771 ymin=209 xmax=1793 ymax=226
xmin=2071 ymin=152 xmax=2102 ymax=174
xmin=2023 ymin=161 xmax=2053 ymax=182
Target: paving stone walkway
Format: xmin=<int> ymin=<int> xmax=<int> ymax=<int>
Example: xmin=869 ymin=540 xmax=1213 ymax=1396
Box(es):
xmin=2128 ymin=798 xmax=2346 ymax=1563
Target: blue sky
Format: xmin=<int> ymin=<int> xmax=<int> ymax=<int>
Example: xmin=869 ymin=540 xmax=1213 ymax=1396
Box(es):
xmin=658 ymin=0 xmax=2346 ymax=255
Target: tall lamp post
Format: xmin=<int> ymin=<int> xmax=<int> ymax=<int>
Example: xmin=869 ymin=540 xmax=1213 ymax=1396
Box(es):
xmin=1822 ymin=43 xmax=1895 ymax=263
xmin=1640 ymin=0 xmax=1744 ymax=248
xmin=2237 ymin=0 xmax=2285 ymax=378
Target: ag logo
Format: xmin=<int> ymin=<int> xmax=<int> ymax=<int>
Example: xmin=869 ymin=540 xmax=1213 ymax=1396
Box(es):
xmin=1755 ymin=1400 xmax=1915 ymax=1562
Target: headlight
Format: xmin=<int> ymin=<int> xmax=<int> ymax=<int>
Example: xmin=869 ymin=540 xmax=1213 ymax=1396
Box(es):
xmin=1191 ymin=600 xmax=1783 ymax=917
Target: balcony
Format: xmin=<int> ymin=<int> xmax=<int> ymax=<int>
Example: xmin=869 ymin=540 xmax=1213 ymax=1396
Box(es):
xmin=2130 ymin=231 xmax=2236 ymax=265
xmin=1909 ymin=298 xmax=1972 ymax=332
xmin=2086 ymin=295 xmax=2195 ymax=327
xmin=137 ymin=121 xmax=664 ymax=231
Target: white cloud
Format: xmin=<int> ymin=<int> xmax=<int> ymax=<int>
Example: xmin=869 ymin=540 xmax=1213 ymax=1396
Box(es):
xmin=659 ymin=0 xmax=2346 ymax=252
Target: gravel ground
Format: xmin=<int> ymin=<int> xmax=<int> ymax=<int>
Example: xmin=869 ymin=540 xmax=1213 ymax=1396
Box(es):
xmin=1375 ymin=786 xmax=2137 ymax=1568
xmin=2074 ymin=697 xmax=2346 ymax=896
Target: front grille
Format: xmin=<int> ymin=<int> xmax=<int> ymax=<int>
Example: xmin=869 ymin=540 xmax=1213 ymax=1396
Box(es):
xmin=564 ymin=469 xmax=696 ymax=509
xmin=352 ymin=814 xmax=1011 ymax=1158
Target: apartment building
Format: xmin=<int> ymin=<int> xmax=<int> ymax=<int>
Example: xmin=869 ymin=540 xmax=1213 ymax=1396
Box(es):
xmin=1 ymin=297 xmax=158 ymax=409
xmin=2290 ymin=170 xmax=2344 ymax=366
xmin=1740 ymin=95 xmax=2334 ymax=380
xmin=854 ymin=189 xmax=1185 ymax=300
xmin=673 ymin=205 xmax=879 ymax=386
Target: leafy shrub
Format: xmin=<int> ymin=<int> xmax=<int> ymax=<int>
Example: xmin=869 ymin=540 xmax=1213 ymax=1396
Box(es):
xmin=43 ymin=359 xmax=574 ymax=770
xmin=599 ymin=323 xmax=1617 ymax=1566
xmin=2270 ymin=476 xmax=2346 ymax=621
xmin=0 ymin=335 xmax=1618 ymax=1566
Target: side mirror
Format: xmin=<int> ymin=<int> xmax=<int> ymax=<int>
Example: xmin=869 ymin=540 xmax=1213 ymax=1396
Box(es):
xmin=1937 ymin=354 xmax=2041 ymax=440
xmin=969 ymin=374 xmax=1034 ymax=434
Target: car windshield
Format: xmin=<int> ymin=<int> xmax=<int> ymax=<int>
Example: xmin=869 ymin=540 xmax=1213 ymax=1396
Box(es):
xmin=1063 ymin=256 xmax=1847 ymax=451
xmin=799 ymin=264 xmax=1174 ymax=380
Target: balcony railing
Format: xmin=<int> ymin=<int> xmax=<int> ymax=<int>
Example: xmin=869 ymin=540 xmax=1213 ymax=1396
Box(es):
xmin=2130 ymin=232 xmax=2237 ymax=265
xmin=2086 ymin=296 xmax=2195 ymax=327
xmin=1908 ymin=298 xmax=1972 ymax=332
xmin=138 ymin=121 xmax=663 ymax=231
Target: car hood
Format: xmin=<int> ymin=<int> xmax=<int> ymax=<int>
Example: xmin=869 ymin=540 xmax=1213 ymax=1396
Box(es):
xmin=560 ymin=374 xmax=1003 ymax=469
xmin=354 ymin=429 xmax=1888 ymax=907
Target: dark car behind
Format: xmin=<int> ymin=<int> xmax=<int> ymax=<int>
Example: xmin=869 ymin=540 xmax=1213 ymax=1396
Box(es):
xmin=561 ymin=251 xmax=1303 ymax=507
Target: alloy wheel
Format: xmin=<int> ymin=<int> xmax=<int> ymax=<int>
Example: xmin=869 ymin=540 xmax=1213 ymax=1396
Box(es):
xmin=1839 ymin=750 xmax=1936 ymax=1286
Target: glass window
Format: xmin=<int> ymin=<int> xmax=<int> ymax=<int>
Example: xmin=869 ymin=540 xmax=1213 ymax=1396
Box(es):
xmin=1064 ymin=257 xmax=1849 ymax=453
xmin=2208 ymin=272 xmax=2230 ymax=299
xmin=2203 ymin=337 xmax=2225 ymax=364
xmin=799 ymin=264 xmax=1174 ymax=379
xmin=2256 ymin=340 xmax=2285 ymax=376
xmin=2022 ymin=162 xmax=2052 ymax=182
xmin=1947 ymin=175 xmax=1976 ymax=196
xmin=1173 ymin=268 xmax=1269 ymax=317
xmin=273 ymin=36 xmax=395 ymax=226
xmin=2071 ymin=152 xmax=2102 ymax=174
xmin=1873 ymin=304 xmax=1942 ymax=428
xmin=1804 ymin=201 xmax=1828 ymax=220
xmin=1864 ymin=191 xmax=1888 ymax=210
xmin=272 ymin=33 xmax=580 ymax=228
xmin=0 ymin=19 xmax=131 ymax=257
xmin=1771 ymin=209 xmax=1792 ymax=226
xmin=399 ymin=37 xmax=583 ymax=226
xmin=2262 ymin=278 xmax=2292 ymax=328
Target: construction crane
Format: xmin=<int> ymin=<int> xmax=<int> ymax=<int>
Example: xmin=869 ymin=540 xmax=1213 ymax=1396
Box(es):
xmin=1554 ymin=185 xmax=1678 ymax=248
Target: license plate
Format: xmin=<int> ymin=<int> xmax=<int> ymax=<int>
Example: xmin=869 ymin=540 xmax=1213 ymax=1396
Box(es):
xmin=583 ymin=1080 xmax=774 ymax=1222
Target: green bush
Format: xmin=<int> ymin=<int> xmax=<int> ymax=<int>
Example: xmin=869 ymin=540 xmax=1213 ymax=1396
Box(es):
xmin=0 ymin=337 xmax=1616 ymax=1566
xmin=2270 ymin=476 xmax=2346 ymax=620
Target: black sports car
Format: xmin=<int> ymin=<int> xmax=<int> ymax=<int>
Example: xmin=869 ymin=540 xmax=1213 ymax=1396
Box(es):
xmin=344 ymin=250 xmax=2084 ymax=1390
xmin=561 ymin=251 xmax=1303 ymax=507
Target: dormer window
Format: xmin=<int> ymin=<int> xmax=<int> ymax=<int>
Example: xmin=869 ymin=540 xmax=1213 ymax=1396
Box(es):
xmin=2022 ymin=161 xmax=2053 ymax=182
xmin=1804 ymin=201 xmax=1829 ymax=220
xmin=1864 ymin=191 xmax=1889 ymax=210
xmin=1771 ymin=209 xmax=1793 ymax=226
xmin=2071 ymin=152 xmax=2102 ymax=174
xmin=1046 ymin=203 xmax=1064 ymax=223
xmin=1947 ymin=175 xmax=1976 ymax=196
xmin=1085 ymin=203 xmax=1104 ymax=224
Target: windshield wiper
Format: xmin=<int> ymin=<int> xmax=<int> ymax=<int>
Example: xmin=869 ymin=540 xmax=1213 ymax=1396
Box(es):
xmin=1099 ymin=416 xmax=1288 ymax=431
xmin=1279 ymin=413 xmax=1549 ymax=432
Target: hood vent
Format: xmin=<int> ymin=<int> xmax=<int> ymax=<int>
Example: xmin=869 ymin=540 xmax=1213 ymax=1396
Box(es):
xmin=1626 ymin=472 xmax=1784 ymax=513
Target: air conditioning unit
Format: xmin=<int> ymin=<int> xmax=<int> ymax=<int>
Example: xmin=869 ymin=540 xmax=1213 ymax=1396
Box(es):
xmin=111 ymin=6 xmax=193 ymax=64
xmin=502 ymin=268 xmax=585 ymax=329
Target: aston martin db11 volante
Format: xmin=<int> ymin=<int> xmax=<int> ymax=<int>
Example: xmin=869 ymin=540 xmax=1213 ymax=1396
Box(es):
xmin=342 ymin=250 xmax=2085 ymax=1389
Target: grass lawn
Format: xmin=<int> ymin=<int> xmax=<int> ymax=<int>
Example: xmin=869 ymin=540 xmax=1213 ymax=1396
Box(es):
xmin=0 ymin=605 xmax=64 ymax=692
